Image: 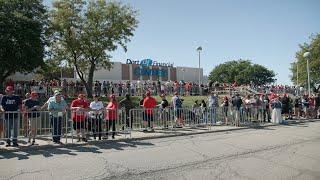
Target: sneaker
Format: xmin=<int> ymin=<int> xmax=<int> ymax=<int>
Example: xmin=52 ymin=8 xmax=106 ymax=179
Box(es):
xmin=12 ymin=143 xmax=19 ymax=147
xmin=112 ymin=136 xmax=115 ymax=139
xmin=31 ymin=141 xmax=35 ymax=145
xmin=5 ymin=143 xmax=11 ymax=147
xmin=82 ymin=138 xmax=87 ymax=142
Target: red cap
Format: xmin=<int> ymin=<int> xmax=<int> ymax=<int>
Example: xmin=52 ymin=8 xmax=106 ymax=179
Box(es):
xmin=31 ymin=91 xmax=38 ymax=97
xmin=146 ymin=91 xmax=151 ymax=96
xmin=5 ymin=86 xmax=13 ymax=92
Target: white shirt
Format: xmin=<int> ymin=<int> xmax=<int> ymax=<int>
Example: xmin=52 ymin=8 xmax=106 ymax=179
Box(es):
xmin=90 ymin=101 xmax=104 ymax=116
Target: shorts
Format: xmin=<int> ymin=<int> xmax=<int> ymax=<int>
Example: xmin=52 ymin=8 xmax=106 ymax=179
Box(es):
xmin=73 ymin=121 xmax=86 ymax=130
xmin=144 ymin=113 xmax=154 ymax=122
xmin=29 ymin=117 xmax=41 ymax=129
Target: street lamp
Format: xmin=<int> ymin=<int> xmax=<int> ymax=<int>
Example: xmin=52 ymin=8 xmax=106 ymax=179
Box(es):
xmin=303 ymin=52 xmax=311 ymax=97
xmin=197 ymin=46 xmax=202 ymax=95
xmin=296 ymin=59 xmax=298 ymax=86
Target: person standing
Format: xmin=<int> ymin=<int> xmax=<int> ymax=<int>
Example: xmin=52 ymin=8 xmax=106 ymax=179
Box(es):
xmin=158 ymin=94 xmax=170 ymax=128
xmin=271 ymin=96 xmax=283 ymax=124
xmin=22 ymin=93 xmax=31 ymax=137
xmin=119 ymin=94 xmax=135 ymax=130
xmin=315 ymin=93 xmax=320 ymax=119
xmin=231 ymin=93 xmax=243 ymax=127
xmin=25 ymin=92 xmax=41 ymax=145
xmin=0 ymin=86 xmax=21 ymax=147
xmin=143 ymin=91 xmax=157 ymax=132
xmin=172 ymin=92 xmax=184 ymax=127
xmin=200 ymin=100 xmax=207 ymax=124
xmin=208 ymin=92 xmax=218 ymax=125
xmin=105 ymin=94 xmax=118 ymax=139
xmin=281 ymin=94 xmax=290 ymax=120
xmin=48 ymin=91 xmax=67 ymax=144
xmin=0 ymin=94 xmax=3 ymax=138
xmin=221 ymin=96 xmax=229 ymax=125
xmin=89 ymin=94 xmax=104 ymax=140
xmin=70 ymin=94 xmax=90 ymax=142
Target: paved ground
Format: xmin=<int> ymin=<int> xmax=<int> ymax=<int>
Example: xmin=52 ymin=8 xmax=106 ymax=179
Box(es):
xmin=0 ymin=120 xmax=320 ymax=180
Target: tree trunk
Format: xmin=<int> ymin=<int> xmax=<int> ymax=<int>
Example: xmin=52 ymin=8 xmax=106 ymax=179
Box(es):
xmin=0 ymin=78 xmax=4 ymax=94
xmin=85 ymin=62 xmax=96 ymax=98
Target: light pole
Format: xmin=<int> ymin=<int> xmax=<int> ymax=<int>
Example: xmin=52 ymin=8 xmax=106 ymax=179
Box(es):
xmin=197 ymin=46 xmax=202 ymax=95
xmin=303 ymin=52 xmax=311 ymax=97
xmin=296 ymin=59 xmax=298 ymax=86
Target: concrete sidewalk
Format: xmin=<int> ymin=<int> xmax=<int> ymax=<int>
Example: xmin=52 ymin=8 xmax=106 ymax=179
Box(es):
xmin=0 ymin=119 xmax=317 ymax=153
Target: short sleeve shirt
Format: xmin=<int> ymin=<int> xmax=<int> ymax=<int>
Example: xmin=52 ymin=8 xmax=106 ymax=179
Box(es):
xmin=48 ymin=99 xmax=67 ymax=117
xmin=25 ymin=99 xmax=40 ymax=118
xmin=71 ymin=99 xmax=89 ymax=121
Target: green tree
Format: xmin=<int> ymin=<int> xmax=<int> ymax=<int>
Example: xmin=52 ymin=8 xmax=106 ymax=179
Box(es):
xmin=48 ymin=0 xmax=138 ymax=97
xmin=290 ymin=33 xmax=320 ymax=89
xmin=0 ymin=0 xmax=47 ymax=92
xmin=209 ymin=60 xmax=275 ymax=85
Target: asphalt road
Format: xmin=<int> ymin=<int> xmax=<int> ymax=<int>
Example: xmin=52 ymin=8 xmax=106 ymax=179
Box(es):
xmin=1 ymin=120 xmax=320 ymax=180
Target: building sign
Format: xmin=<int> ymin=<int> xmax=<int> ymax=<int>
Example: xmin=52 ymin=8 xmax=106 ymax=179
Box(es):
xmin=126 ymin=58 xmax=171 ymax=78
xmin=133 ymin=67 xmax=168 ymax=77
xmin=126 ymin=59 xmax=173 ymax=67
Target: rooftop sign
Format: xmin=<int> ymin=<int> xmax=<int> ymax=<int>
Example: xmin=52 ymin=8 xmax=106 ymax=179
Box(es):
xmin=126 ymin=59 xmax=173 ymax=67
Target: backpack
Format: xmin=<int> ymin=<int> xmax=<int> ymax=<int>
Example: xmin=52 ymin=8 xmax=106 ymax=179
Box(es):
xmin=175 ymin=98 xmax=182 ymax=108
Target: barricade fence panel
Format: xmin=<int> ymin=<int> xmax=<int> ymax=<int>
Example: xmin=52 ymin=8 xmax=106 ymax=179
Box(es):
xmin=0 ymin=107 xmax=275 ymax=143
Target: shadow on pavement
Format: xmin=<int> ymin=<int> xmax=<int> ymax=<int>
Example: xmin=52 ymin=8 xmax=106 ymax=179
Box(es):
xmin=0 ymin=139 xmax=154 ymax=160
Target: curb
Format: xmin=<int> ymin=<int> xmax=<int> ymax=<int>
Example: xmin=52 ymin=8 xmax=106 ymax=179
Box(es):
xmin=1 ymin=119 xmax=318 ymax=153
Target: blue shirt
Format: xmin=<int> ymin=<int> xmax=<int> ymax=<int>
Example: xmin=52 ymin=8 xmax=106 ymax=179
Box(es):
xmin=48 ymin=98 xmax=67 ymax=117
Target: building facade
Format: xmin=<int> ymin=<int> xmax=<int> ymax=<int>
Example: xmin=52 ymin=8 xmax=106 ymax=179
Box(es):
xmin=92 ymin=60 xmax=203 ymax=83
xmin=9 ymin=59 xmax=204 ymax=83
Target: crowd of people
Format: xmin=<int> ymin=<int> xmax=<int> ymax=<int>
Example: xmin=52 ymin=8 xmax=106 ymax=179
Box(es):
xmin=1 ymin=78 xmax=320 ymax=147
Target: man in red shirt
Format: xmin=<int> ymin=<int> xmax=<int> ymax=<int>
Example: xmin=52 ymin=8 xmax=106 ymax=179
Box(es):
xmin=143 ymin=91 xmax=157 ymax=132
xmin=71 ymin=94 xmax=89 ymax=142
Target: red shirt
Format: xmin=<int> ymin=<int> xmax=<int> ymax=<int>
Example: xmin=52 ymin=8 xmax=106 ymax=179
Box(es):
xmin=105 ymin=102 xmax=118 ymax=120
xmin=71 ymin=99 xmax=89 ymax=122
xmin=143 ymin=96 xmax=157 ymax=114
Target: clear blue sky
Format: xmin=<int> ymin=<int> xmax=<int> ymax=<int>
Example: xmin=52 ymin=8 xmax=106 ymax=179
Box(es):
xmin=44 ymin=0 xmax=320 ymax=85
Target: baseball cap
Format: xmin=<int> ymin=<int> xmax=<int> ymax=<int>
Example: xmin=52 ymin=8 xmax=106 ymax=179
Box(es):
xmin=146 ymin=91 xmax=151 ymax=96
xmin=5 ymin=86 xmax=14 ymax=92
xmin=109 ymin=94 xmax=116 ymax=99
xmin=31 ymin=91 xmax=38 ymax=97
xmin=54 ymin=90 xmax=61 ymax=94
xmin=54 ymin=91 xmax=61 ymax=96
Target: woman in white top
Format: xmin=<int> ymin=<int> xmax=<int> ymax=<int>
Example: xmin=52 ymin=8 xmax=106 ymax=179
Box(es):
xmin=271 ymin=96 xmax=282 ymax=124
xmin=89 ymin=94 xmax=104 ymax=140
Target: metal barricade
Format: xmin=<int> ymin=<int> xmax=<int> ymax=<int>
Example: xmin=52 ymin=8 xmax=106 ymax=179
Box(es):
xmin=0 ymin=110 xmax=70 ymax=144
xmin=129 ymin=108 xmax=173 ymax=131
xmin=69 ymin=108 xmax=129 ymax=142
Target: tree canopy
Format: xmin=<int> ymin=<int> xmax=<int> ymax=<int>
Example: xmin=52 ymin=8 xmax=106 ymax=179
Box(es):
xmin=290 ymin=33 xmax=320 ymax=88
xmin=0 ymin=0 xmax=47 ymax=92
xmin=208 ymin=60 xmax=276 ymax=85
xmin=48 ymin=0 xmax=138 ymax=97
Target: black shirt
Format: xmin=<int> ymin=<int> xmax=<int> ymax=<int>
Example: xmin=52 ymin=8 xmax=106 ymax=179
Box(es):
xmin=1 ymin=95 xmax=21 ymax=118
xmin=161 ymin=99 xmax=169 ymax=109
xmin=25 ymin=99 xmax=40 ymax=118
xmin=1 ymin=95 xmax=21 ymax=111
